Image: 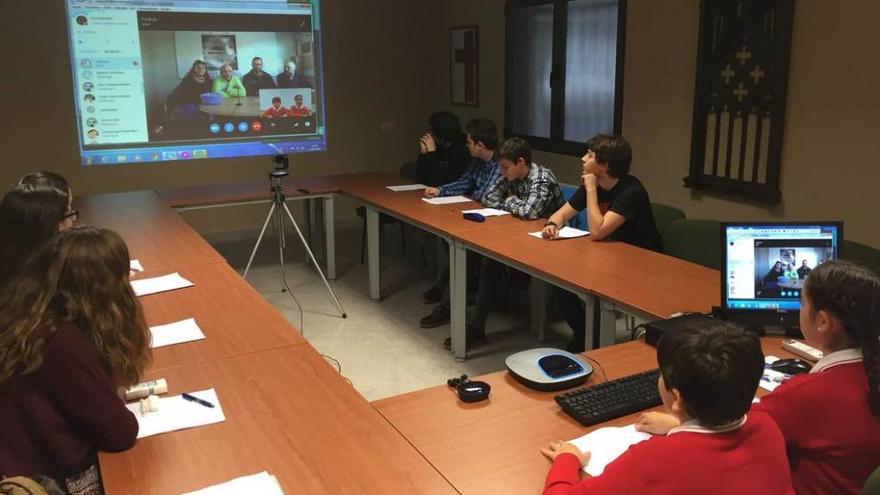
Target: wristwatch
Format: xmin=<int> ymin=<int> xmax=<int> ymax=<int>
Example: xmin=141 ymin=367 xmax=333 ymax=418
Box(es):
xmin=544 ymin=220 xmax=558 ymax=228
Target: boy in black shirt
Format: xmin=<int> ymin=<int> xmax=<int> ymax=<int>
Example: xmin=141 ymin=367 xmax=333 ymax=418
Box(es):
xmin=542 ymin=134 xmax=661 ymax=250
xmin=541 ymin=134 xmax=661 ymax=352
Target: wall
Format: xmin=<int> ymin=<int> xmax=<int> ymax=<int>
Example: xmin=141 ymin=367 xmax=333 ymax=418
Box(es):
xmin=442 ymin=0 xmax=880 ymax=246
xmin=2 ymin=2 xmax=444 ymax=231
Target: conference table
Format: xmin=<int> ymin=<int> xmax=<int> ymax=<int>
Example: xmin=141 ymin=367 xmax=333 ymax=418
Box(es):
xmin=373 ymin=337 xmax=799 ymax=495
xmin=334 ymin=172 xmax=719 ymax=358
xmin=76 ymin=171 xmax=728 ymax=494
xmin=78 ymin=190 xmax=459 ymax=495
xmin=154 ymin=172 xmax=720 ymax=359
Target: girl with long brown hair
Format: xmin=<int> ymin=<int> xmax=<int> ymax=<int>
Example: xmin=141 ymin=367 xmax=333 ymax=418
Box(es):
xmin=0 ymin=226 xmax=152 ymax=494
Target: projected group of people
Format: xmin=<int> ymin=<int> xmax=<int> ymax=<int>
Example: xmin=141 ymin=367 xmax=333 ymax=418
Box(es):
xmin=168 ymin=57 xmax=314 ymax=117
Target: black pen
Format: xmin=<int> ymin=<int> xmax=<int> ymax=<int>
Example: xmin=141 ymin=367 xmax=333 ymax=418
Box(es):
xmin=182 ymin=392 xmax=215 ymax=408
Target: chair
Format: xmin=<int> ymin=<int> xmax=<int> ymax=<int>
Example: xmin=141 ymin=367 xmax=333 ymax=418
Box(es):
xmin=559 ymin=184 xmax=588 ymax=230
xmin=651 ymin=203 xmax=686 ymax=243
xmin=357 ymin=206 xmax=406 ymax=263
xmin=663 ymin=219 xmax=723 ymax=270
xmin=843 ymin=240 xmax=880 ymax=273
xmin=358 ymin=161 xmax=419 ymax=264
xmin=863 ymin=465 xmax=880 ymax=495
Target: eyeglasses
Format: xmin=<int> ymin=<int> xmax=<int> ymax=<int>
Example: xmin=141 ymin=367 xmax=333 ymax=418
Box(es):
xmin=64 ymin=209 xmax=80 ymax=223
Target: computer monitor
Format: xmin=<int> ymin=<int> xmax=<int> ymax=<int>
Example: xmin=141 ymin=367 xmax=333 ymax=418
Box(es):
xmin=722 ymin=222 xmax=843 ymax=324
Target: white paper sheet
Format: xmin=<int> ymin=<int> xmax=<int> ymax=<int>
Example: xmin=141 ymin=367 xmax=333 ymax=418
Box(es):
xmin=150 ymin=318 xmax=205 ymax=348
xmin=528 ymin=226 xmax=590 ymax=239
xmin=385 ymin=184 xmax=426 ymax=191
xmin=127 ymin=388 xmax=225 ymax=439
xmin=421 ymin=195 xmax=472 ymax=205
xmin=130 ymin=259 xmax=144 ymax=272
xmin=131 ymin=272 xmax=194 ymax=297
xmin=461 ymin=207 xmax=510 ymax=217
xmin=182 ymin=471 xmax=284 ymax=495
xmin=760 ymin=355 xmax=791 ymax=392
xmin=569 ymin=424 xmax=651 ymax=476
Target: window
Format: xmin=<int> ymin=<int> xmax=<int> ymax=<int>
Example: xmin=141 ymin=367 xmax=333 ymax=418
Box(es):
xmin=505 ymin=0 xmax=626 ymax=155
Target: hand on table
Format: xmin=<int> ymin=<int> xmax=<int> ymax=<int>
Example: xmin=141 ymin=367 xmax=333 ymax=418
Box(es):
xmin=423 ymin=187 xmax=440 ymax=198
xmin=635 ymin=411 xmax=680 ymax=435
xmin=541 ymin=224 xmax=559 ymax=239
xmin=541 ymin=441 xmax=591 ymax=466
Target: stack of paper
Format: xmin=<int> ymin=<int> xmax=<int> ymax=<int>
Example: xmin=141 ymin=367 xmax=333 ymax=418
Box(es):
xmin=461 ymin=207 xmax=509 ymax=217
xmin=131 ymin=272 xmax=194 ymax=297
xmin=149 ymin=318 xmax=206 ymax=348
xmin=127 ymin=388 xmax=225 ymax=438
xmin=422 ymin=195 xmax=472 ymax=205
xmin=760 ymin=356 xmax=792 ymax=392
xmin=528 ymin=226 xmax=590 ymax=239
xmin=568 ymin=424 xmax=650 ymax=476
xmin=182 ymin=472 xmax=284 ymax=495
xmin=385 ymin=184 xmax=426 ymax=192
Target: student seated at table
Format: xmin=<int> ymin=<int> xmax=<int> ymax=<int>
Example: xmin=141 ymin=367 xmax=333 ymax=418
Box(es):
xmin=444 ymin=137 xmax=563 ymax=349
xmin=212 ymin=63 xmax=246 ymax=98
xmin=541 ymin=319 xmax=794 ymax=495
xmin=0 ymin=183 xmax=77 ymax=291
xmin=262 ymin=96 xmax=288 ymax=118
xmin=752 ymin=260 xmax=880 ymax=495
xmin=796 ymin=259 xmax=812 ymax=279
xmin=168 ymin=59 xmax=212 ymax=119
xmin=241 ymin=56 xmax=276 ymax=97
xmin=419 ymin=118 xmax=500 ymax=328
xmin=415 ymin=111 xmax=471 ymax=187
xmin=0 ymin=227 xmax=152 ymax=494
xmin=288 ymin=94 xmax=312 ymax=117
xmin=540 ymin=134 xmax=661 ymax=352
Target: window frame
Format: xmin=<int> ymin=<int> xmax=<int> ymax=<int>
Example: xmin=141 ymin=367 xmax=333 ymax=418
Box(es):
xmin=503 ymin=0 xmax=627 ymax=156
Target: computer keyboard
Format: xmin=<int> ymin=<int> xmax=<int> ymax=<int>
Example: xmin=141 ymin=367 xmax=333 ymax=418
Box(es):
xmin=554 ymin=369 xmax=662 ymax=427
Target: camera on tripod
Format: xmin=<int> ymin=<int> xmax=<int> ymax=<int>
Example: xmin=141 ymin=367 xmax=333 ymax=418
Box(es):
xmin=270 ymin=153 xmax=289 ymax=179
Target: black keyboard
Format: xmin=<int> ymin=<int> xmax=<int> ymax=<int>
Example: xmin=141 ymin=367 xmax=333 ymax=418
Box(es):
xmin=555 ymin=369 xmax=662 ymax=427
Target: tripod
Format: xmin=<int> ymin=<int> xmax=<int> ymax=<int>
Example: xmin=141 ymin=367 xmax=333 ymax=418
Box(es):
xmin=243 ymin=171 xmax=347 ymax=318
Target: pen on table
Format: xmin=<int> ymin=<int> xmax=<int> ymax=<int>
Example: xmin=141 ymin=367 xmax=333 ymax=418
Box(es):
xmin=182 ymin=392 xmax=215 ymax=408
xmin=298 ymin=188 xmax=310 ymax=194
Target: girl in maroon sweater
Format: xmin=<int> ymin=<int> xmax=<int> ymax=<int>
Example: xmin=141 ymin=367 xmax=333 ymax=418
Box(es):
xmin=0 ymin=227 xmax=152 ymax=494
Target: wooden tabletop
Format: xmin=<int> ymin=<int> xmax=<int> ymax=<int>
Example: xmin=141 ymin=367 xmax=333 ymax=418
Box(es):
xmin=334 ymin=172 xmax=720 ymax=318
xmin=99 ymin=345 xmax=458 ymax=495
xmin=373 ymin=337 xmax=796 ymax=495
xmin=461 ymin=215 xmax=720 ymax=318
xmin=76 ymin=190 xmax=226 ymax=270
xmin=136 ymin=263 xmax=306 ymax=372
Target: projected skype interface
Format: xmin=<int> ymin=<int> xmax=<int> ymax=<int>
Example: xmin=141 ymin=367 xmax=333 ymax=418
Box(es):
xmin=67 ymin=0 xmax=326 ymax=165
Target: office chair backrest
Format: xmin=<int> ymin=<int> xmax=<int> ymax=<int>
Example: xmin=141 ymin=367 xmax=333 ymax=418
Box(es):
xmin=559 ymin=183 xmax=588 ymax=231
xmin=663 ymin=219 xmax=723 ymax=270
xmin=651 ymin=203 xmax=686 ymax=243
xmin=843 ymin=240 xmax=880 ymax=274
xmin=863 ymin=465 xmax=880 ymax=495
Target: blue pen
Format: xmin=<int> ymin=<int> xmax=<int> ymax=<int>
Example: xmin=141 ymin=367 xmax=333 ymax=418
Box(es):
xmin=182 ymin=392 xmax=215 ymax=408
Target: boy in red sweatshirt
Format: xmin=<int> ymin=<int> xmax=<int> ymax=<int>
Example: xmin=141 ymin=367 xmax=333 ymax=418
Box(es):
xmin=541 ymin=319 xmax=794 ymax=495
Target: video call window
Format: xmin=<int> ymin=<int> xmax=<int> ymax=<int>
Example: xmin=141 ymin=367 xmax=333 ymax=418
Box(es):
xmin=66 ymin=0 xmax=326 ymax=165
xmin=724 ymin=224 xmax=841 ymax=311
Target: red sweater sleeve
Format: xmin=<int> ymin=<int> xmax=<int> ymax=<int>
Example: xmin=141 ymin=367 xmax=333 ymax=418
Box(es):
xmin=543 ymin=453 xmax=582 ymax=495
xmin=36 ymin=324 xmax=139 ymax=452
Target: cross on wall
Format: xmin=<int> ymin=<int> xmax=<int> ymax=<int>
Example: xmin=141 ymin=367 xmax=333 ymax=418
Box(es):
xmin=750 ymin=65 xmax=765 ymax=84
xmin=733 ymin=82 xmax=749 ymax=103
xmin=735 ymin=45 xmax=752 ymax=65
xmin=721 ymin=64 xmax=736 ymax=84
